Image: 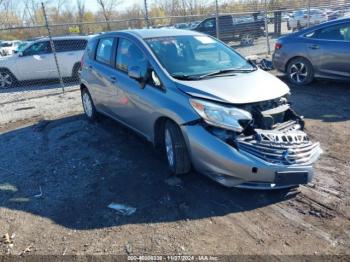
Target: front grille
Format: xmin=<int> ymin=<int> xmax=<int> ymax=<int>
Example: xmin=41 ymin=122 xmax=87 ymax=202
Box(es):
xmin=237 ymin=130 xmax=322 ymax=165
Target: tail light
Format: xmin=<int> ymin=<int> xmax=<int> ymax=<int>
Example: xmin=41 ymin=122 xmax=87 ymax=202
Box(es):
xmin=275 ymin=42 xmax=282 ymax=50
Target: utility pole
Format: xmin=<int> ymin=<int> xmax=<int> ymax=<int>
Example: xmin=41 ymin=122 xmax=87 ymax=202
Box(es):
xmin=264 ymin=0 xmax=271 ymax=55
xmin=144 ymin=0 xmax=150 ymax=28
xmin=215 ymin=0 xmax=220 ymax=39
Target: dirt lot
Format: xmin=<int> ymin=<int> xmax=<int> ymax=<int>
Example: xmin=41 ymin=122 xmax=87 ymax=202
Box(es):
xmin=0 ymin=76 xmax=349 ymax=256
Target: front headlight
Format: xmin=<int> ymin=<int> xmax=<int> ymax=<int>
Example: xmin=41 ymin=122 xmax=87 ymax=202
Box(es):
xmin=189 ymin=98 xmax=252 ymax=133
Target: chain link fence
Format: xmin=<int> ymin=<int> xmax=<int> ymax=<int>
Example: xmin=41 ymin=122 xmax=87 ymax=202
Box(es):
xmin=0 ymin=0 xmax=349 ymax=125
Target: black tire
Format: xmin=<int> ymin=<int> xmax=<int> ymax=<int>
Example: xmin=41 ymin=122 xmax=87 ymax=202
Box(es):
xmin=0 ymin=69 xmax=17 ymax=89
xmin=164 ymin=120 xmax=191 ymax=175
xmin=81 ymin=88 xmax=98 ymax=121
xmin=287 ymin=57 xmax=314 ymax=86
xmin=72 ymin=63 xmax=81 ymax=81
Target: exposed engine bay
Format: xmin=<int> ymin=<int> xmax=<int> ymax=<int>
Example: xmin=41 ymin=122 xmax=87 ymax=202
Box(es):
xmin=207 ymin=96 xmax=322 ymax=165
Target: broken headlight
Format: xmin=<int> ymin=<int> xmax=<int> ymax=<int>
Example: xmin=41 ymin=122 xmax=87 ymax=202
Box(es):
xmin=189 ymin=98 xmax=252 ymax=133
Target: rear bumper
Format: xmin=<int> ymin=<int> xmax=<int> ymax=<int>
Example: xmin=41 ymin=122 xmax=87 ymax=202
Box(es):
xmin=181 ymin=125 xmax=322 ymax=189
xmin=272 ymin=52 xmax=287 ymax=72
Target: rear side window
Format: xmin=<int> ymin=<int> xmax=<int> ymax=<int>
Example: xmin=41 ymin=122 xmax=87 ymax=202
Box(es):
xmin=96 ymin=38 xmax=114 ymax=65
xmin=54 ymin=39 xmax=87 ymax=52
xmin=116 ymin=38 xmax=146 ymax=72
xmin=314 ymin=23 xmax=350 ymax=41
xmin=86 ymin=39 xmax=97 ymax=59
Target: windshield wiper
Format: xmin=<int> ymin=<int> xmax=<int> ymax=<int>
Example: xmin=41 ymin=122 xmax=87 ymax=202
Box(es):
xmin=198 ymin=67 xmax=256 ymax=79
xmin=171 ymin=74 xmax=199 ymax=80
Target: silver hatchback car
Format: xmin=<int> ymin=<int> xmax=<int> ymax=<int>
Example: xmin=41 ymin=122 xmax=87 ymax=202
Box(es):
xmin=80 ymin=29 xmax=322 ymax=189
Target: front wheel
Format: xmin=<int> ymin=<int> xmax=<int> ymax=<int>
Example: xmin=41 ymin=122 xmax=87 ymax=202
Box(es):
xmin=287 ymin=57 xmax=314 ymax=86
xmin=0 ymin=70 xmax=16 ymax=89
xmin=164 ymin=121 xmax=191 ymax=175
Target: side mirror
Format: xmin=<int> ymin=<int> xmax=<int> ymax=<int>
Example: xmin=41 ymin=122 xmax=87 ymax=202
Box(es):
xmin=128 ymin=65 xmax=148 ymax=87
xmin=128 ymin=66 xmax=143 ymax=80
xmin=18 ymin=51 xmax=23 ymax=57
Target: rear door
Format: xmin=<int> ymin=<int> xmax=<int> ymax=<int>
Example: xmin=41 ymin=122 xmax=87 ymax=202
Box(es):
xmin=16 ymin=41 xmax=55 ymax=80
xmin=53 ymin=39 xmax=87 ymax=77
xmin=309 ymin=22 xmax=350 ymax=78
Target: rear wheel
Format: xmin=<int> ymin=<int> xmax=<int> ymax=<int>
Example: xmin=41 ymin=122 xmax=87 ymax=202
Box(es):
xmin=240 ymin=34 xmax=254 ymax=46
xmin=164 ymin=121 xmax=191 ymax=175
xmin=81 ymin=88 xmax=97 ymax=121
xmin=287 ymin=57 xmax=314 ymax=86
xmin=0 ymin=69 xmax=16 ymax=89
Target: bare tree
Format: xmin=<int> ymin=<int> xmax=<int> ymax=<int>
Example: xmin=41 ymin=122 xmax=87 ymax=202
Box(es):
xmin=76 ymin=0 xmax=85 ymax=34
xmin=96 ymin=0 xmax=120 ymax=31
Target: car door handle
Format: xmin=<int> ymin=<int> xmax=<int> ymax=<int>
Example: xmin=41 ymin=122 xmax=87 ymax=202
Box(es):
xmin=309 ymin=44 xmax=320 ymax=50
xmin=109 ymin=76 xmax=117 ymax=83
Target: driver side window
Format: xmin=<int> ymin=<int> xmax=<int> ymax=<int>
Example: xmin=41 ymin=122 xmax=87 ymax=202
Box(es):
xmin=204 ymin=19 xmax=215 ymax=29
xmin=23 ymin=41 xmax=51 ymax=56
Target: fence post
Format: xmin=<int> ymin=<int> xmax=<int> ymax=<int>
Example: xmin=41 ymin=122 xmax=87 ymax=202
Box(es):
xmin=41 ymin=2 xmax=65 ymax=93
xmin=144 ymin=0 xmax=150 ymax=29
xmin=264 ymin=0 xmax=271 ymax=55
xmin=215 ymin=0 xmax=220 ymax=39
xmin=307 ymin=0 xmax=311 ymax=28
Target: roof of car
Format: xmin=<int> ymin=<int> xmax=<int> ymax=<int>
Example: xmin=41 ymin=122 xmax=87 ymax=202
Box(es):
xmin=35 ymin=35 xmax=93 ymax=42
xmin=294 ymin=17 xmax=350 ymax=36
xmin=105 ymin=29 xmax=203 ymax=39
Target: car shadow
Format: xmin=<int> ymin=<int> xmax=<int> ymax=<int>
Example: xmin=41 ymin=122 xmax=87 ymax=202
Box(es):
xmin=0 ymin=114 xmax=298 ymax=230
xmin=0 ymin=78 xmax=79 ymax=94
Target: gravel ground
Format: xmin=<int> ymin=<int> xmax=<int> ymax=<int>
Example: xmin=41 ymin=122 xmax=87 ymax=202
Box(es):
xmin=0 ymin=74 xmax=349 ymax=256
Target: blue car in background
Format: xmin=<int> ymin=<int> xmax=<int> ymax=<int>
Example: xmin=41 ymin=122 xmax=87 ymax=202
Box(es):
xmin=273 ymin=18 xmax=350 ymax=85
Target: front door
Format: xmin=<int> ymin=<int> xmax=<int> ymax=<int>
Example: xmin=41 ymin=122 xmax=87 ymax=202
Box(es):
xmin=107 ymin=37 xmax=152 ymax=137
xmin=17 ymin=41 xmax=55 ymax=81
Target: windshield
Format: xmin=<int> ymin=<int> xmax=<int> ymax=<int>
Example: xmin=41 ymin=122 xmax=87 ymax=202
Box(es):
xmin=145 ymin=35 xmax=254 ymax=79
xmin=17 ymin=42 xmax=29 ymax=52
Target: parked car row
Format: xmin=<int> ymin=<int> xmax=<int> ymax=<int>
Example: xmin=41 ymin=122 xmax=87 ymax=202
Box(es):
xmin=286 ymin=7 xmax=349 ymax=31
xmin=0 ymin=40 xmax=22 ymax=56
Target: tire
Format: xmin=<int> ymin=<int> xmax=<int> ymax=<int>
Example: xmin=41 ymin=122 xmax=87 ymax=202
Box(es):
xmin=81 ymin=88 xmax=98 ymax=121
xmin=287 ymin=57 xmax=314 ymax=86
xmin=72 ymin=63 xmax=81 ymax=81
xmin=240 ymin=34 xmax=254 ymax=46
xmin=164 ymin=120 xmax=191 ymax=175
xmin=0 ymin=69 xmax=17 ymax=89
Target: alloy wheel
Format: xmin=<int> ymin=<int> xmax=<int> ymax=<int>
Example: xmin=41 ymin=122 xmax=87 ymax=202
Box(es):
xmin=82 ymin=92 xmax=93 ymax=118
xmin=0 ymin=71 xmax=13 ymax=88
xmin=289 ymin=62 xmax=308 ymax=84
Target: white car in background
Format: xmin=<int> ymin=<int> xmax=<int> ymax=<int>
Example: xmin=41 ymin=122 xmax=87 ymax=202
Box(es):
xmin=0 ymin=36 xmax=90 ymax=88
xmin=287 ymin=9 xmax=328 ymax=31
xmin=0 ymin=41 xmax=21 ymax=56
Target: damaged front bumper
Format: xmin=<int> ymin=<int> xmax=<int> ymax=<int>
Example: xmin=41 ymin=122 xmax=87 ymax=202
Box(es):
xmin=181 ymin=121 xmax=322 ymax=189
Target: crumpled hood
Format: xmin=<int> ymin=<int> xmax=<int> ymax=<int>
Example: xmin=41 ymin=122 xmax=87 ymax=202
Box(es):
xmin=176 ymin=69 xmax=290 ymax=104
